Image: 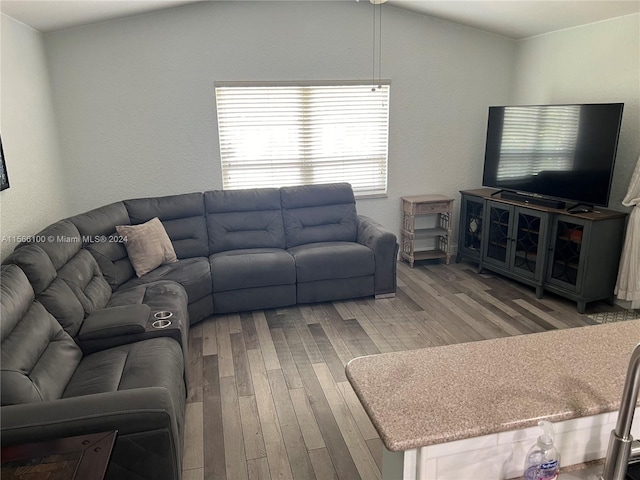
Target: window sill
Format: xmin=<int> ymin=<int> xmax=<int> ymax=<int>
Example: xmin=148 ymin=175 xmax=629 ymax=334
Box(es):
xmin=355 ymin=193 xmax=388 ymax=200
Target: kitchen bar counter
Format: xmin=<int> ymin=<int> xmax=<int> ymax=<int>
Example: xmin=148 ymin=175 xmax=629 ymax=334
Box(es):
xmin=346 ymin=320 xmax=640 ymax=479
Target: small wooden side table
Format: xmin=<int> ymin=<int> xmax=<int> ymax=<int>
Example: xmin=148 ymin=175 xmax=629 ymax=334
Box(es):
xmin=401 ymin=195 xmax=454 ymax=267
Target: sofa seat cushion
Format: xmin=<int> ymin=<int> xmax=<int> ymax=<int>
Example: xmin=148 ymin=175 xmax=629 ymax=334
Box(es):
xmin=288 ymin=242 xmax=374 ymax=283
xmin=210 ymin=249 xmax=295 ymax=293
xmin=108 ymin=280 xmax=189 ymax=322
xmin=117 ymin=258 xmax=212 ymax=304
xmin=63 ymin=337 xmax=182 ymax=397
xmin=62 ymin=337 xmax=185 ymax=434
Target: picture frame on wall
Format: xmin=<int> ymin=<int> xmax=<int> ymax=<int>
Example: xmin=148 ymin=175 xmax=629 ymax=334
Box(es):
xmin=1 ymin=134 xmax=9 ymax=191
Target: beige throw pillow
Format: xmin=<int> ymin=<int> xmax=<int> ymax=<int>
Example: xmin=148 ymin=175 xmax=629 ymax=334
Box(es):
xmin=116 ymin=217 xmax=177 ymax=277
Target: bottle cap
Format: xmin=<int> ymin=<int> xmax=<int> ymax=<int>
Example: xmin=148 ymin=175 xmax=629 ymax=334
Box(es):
xmin=537 ymin=420 xmax=555 ymax=447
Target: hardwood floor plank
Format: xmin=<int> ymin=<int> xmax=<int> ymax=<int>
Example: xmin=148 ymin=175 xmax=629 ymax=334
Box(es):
xmin=229 ymin=313 xmax=243 ymax=334
xmin=366 ymin=438 xmax=384 ymax=473
xmin=289 ymin=388 xmax=326 ymax=450
xmin=336 ymin=381 xmax=379 ymax=441
xmin=313 ymin=363 xmax=380 ymax=480
xmin=308 ymin=449 xmax=339 ymax=480
xmin=454 ymin=292 xmax=522 ymax=336
xmin=267 ymin=369 xmax=316 ymax=480
xmin=270 ymin=327 xmax=304 ymax=389
xmin=513 ymin=298 xmax=574 ymax=330
xmin=348 ymin=301 xmax=405 ymax=352
xmin=188 ymin=331 xmax=204 ymax=403
xmin=239 ymin=395 xmax=267 ymax=461
xmin=253 ymin=311 xmax=282 ymax=371
xmin=183 ymin=402 xmax=204 ymax=470
xmin=216 ymin=316 xmax=235 ymax=378
xmin=220 ymin=376 xmax=249 ymax=480
xmin=247 ymin=458 xmax=271 ymax=480
xmin=241 ymin=312 xmax=260 ymax=350
xmin=230 ymin=332 xmax=255 ymax=396
xmin=183 ymin=468 xmax=205 ymax=480
xmin=308 ymin=323 xmax=348 ymax=383
xmin=203 ymin=355 xmax=226 ymax=480
xmin=246 ymin=349 xmax=294 ymax=480
xmin=315 ymin=316 xmax=362 ymax=365
xmin=295 ymin=361 xmax=361 ymax=480
xmin=203 ymin=317 xmax=218 ymax=356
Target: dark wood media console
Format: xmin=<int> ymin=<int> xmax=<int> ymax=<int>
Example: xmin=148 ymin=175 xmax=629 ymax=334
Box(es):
xmin=457 ymin=188 xmax=627 ymax=313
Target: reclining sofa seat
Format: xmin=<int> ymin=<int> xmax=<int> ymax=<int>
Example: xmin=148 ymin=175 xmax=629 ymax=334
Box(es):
xmin=282 ymin=183 xmax=376 ymax=303
xmin=67 ymin=198 xmax=213 ymax=325
xmin=0 ymin=264 xmax=185 ymax=480
xmin=3 ymin=216 xmax=191 ymax=389
xmin=205 ymin=188 xmax=296 ymax=313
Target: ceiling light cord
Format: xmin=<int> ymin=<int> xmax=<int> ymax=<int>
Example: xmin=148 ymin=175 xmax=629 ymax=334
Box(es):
xmin=370 ymin=0 xmax=386 ymax=92
xmin=372 ymin=1 xmax=377 ymax=91
xmin=379 ymin=0 xmax=382 ymax=90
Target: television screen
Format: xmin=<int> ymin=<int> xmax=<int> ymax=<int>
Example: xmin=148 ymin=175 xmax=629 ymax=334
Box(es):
xmin=482 ymin=103 xmax=624 ymax=207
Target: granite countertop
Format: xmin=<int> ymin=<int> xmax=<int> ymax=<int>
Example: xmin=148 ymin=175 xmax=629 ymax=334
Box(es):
xmin=346 ymin=320 xmax=640 ymax=452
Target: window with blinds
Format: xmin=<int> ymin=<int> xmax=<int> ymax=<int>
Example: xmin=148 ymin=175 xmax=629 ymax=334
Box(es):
xmin=215 ymin=83 xmax=390 ymax=196
xmin=497 ymin=105 xmax=580 ymax=180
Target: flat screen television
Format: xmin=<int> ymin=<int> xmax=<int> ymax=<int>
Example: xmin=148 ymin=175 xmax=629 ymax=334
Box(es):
xmin=482 ymin=103 xmax=624 ymax=207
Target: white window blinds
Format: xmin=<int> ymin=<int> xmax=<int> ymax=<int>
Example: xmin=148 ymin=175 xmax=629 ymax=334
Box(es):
xmin=215 ymin=83 xmax=390 ymax=196
xmin=497 ymin=105 xmax=580 ymax=180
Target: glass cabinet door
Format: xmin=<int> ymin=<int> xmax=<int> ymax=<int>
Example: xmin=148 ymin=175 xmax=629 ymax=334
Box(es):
xmin=512 ymin=210 xmax=547 ymax=280
xmin=547 ymin=218 xmax=586 ymax=291
xmin=459 ymin=195 xmax=484 ymax=260
xmin=484 ymin=202 xmax=512 ymax=268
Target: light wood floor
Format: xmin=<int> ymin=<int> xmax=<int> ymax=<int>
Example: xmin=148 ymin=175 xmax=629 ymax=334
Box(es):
xmin=181 ymin=260 xmax=601 ymax=480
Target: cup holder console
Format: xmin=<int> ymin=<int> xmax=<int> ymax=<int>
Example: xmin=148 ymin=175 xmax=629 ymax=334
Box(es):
xmin=152 ymin=319 xmax=172 ymax=329
xmin=152 ymin=311 xmax=173 ymax=329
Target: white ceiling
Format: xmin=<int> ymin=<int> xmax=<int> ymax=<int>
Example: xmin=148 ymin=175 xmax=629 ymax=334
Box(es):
xmin=1 ymin=0 xmax=639 ymax=38
xmin=388 ymin=0 xmax=640 ymax=39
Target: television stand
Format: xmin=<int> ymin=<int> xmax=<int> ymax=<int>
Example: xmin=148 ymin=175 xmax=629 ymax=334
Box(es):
xmin=457 ymin=188 xmax=627 ymax=313
xmin=500 ymin=190 xmax=566 ymax=209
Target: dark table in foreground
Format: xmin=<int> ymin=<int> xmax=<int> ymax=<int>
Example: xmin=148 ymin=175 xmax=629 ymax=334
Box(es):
xmin=1 ymin=431 xmax=116 ymax=480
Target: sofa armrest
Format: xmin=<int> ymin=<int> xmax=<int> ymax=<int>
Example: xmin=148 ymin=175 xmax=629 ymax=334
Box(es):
xmin=357 ymin=215 xmax=399 ymax=296
xmin=78 ymin=304 xmax=150 ymax=341
xmin=1 ymin=388 xmax=181 ymax=480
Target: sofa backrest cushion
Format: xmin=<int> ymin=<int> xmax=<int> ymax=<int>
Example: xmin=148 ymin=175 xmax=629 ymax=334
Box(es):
xmin=68 ymin=202 xmax=135 ymax=290
xmin=5 ymin=243 xmax=57 ymax=295
xmin=124 ymin=193 xmax=208 ymax=259
xmin=3 ymin=245 xmax=86 ymax=337
xmin=57 ymin=249 xmax=111 ymax=317
xmin=1 ymin=265 xmax=82 ymax=406
xmin=280 ymin=183 xmax=358 ymax=248
xmin=27 ymin=220 xmax=83 ymax=270
xmin=205 ymin=189 xmax=285 ymax=254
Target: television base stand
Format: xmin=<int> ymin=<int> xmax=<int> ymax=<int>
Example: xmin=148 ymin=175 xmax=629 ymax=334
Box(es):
xmin=500 ymin=191 xmax=566 ymax=209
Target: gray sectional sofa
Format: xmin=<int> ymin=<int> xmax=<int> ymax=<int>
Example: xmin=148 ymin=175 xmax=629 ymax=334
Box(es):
xmin=0 ymin=182 xmax=397 ymax=480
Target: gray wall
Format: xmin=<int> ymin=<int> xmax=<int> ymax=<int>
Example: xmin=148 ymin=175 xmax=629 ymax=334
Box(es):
xmin=43 ymin=1 xmax=517 ymax=237
xmin=0 ymin=14 xmax=70 ymax=259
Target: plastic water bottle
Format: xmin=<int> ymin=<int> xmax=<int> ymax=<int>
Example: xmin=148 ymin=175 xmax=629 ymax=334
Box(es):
xmin=523 ymin=421 xmax=560 ymax=480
